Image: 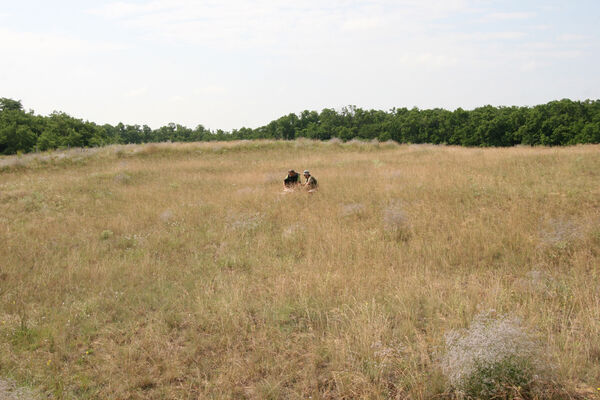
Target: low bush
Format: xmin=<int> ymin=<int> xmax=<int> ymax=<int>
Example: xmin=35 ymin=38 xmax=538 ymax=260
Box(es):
xmin=442 ymin=312 xmax=545 ymax=399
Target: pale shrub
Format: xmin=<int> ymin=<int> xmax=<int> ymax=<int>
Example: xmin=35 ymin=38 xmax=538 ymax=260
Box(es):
xmin=340 ymin=203 xmax=365 ymax=217
xmin=282 ymin=223 xmax=303 ymax=238
xmin=383 ymin=202 xmax=410 ymax=241
xmin=228 ymin=212 xmax=262 ymax=230
xmin=538 ymin=217 xmax=582 ymax=249
xmin=512 ymin=270 xmax=556 ymax=297
xmin=383 ymin=205 xmax=407 ymax=231
xmin=442 ymin=312 xmax=543 ymax=398
xmin=0 ymin=378 xmax=38 ymax=400
xmin=113 ymin=172 xmax=132 ymax=184
xmin=160 ymin=209 xmax=174 ymax=222
xmin=346 ymin=138 xmax=367 ymax=147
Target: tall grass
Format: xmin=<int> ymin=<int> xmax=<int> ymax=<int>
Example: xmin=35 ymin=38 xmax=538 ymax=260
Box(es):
xmin=0 ymin=140 xmax=599 ymax=399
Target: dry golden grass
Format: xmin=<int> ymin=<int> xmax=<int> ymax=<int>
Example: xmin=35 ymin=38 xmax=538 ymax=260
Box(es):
xmin=0 ymin=140 xmax=599 ymax=399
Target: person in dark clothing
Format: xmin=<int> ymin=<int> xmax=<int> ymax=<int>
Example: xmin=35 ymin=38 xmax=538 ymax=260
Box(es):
xmin=283 ymin=170 xmax=301 ymax=189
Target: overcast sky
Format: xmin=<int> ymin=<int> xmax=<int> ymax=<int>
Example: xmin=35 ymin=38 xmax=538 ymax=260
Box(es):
xmin=1 ymin=0 xmax=599 ymax=130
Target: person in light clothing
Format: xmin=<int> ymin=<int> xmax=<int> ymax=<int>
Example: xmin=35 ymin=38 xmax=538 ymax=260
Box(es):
xmin=303 ymin=170 xmax=318 ymax=192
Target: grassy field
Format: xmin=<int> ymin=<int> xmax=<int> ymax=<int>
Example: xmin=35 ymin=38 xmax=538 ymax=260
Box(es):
xmin=1 ymin=140 xmax=599 ymax=399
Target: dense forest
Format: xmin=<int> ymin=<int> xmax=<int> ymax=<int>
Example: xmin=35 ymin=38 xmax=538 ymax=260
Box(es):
xmin=1 ymin=97 xmax=599 ymax=155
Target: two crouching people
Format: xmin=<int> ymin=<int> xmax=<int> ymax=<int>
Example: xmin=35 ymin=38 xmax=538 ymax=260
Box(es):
xmin=283 ymin=169 xmax=318 ymax=192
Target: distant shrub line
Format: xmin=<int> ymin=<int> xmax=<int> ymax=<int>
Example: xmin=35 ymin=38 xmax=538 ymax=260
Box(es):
xmin=1 ymin=97 xmax=599 ymax=155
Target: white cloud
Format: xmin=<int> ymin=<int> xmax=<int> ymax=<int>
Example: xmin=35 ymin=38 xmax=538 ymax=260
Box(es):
xmin=521 ymin=41 xmax=556 ymax=50
xmin=521 ymin=60 xmax=547 ymax=72
xmin=88 ymin=0 xmax=474 ymax=49
xmin=485 ymin=11 xmax=535 ymax=20
xmin=451 ymin=31 xmax=526 ymax=42
xmin=397 ymin=52 xmax=458 ymax=68
xmin=168 ymin=95 xmax=184 ymax=103
xmin=557 ymin=33 xmax=588 ymax=42
xmin=516 ymin=41 xmax=585 ymax=58
xmin=0 ymin=28 xmax=127 ymax=54
xmin=193 ymin=85 xmax=228 ymax=96
xmin=123 ymin=87 xmax=149 ymax=98
xmin=485 ymin=32 xmax=525 ymax=40
xmin=546 ymin=50 xmax=584 ymax=59
xmin=90 ymin=1 xmax=154 ymax=18
xmin=341 ymin=16 xmax=386 ymax=31
xmin=530 ymin=24 xmax=551 ymax=31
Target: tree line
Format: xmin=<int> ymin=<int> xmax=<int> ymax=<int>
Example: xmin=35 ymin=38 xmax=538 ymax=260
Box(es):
xmin=1 ymin=97 xmax=599 ymax=155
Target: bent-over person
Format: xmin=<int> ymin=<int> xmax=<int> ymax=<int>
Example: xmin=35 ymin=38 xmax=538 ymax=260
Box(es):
xmin=283 ymin=169 xmax=301 ymax=190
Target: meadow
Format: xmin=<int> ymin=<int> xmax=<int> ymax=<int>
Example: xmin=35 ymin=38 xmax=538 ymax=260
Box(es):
xmin=0 ymin=140 xmax=599 ymax=399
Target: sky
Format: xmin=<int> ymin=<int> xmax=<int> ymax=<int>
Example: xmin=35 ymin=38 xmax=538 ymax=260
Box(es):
xmin=1 ymin=0 xmax=599 ymax=130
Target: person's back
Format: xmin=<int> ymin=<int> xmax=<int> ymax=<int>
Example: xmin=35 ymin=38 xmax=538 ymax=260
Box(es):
xmin=283 ymin=170 xmax=300 ymax=188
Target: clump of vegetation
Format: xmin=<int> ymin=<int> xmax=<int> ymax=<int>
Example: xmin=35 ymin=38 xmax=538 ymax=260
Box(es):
xmin=113 ymin=172 xmax=132 ymax=185
xmin=382 ymin=203 xmax=407 ymax=231
xmin=0 ymin=377 xmax=38 ymax=400
xmin=228 ymin=212 xmax=262 ymax=230
xmin=340 ymin=203 xmax=366 ymax=217
xmin=442 ymin=312 xmax=545 ymax=399
xmin=538 ymin=217 xmax=582 ymax=249
xmin=383 ymin=202 xmax=410 ymax=241
xmin=159 ymin=209 xmax=174 ymax=223
xmin=100 ymin=230 xmax=113 ymax=240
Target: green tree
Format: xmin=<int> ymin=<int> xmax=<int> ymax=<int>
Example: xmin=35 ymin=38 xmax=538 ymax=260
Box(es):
xmin=0 ymin=98 xmax=23 ymax=112
xmin=0 ymin=105 xmax=38 ymax=154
